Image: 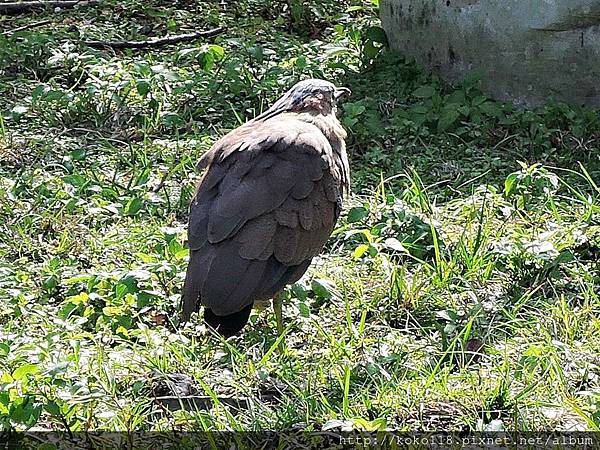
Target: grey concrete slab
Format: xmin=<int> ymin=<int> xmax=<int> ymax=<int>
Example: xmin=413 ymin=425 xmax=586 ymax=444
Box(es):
xmin=380 ymin=0 xmax=600 ymax=107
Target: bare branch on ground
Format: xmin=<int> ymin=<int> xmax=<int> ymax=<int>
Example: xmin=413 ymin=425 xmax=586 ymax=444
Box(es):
xmin=83 ymin=27 xmax=225 ymax=49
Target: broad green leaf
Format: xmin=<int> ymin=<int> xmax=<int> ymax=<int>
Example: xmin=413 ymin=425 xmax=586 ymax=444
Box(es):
xmin=298 ymin=302 xmax=310 ymax=318
xmin=125 ymin=197 xmax=143 ymax=216
xmin=343 ymin=102 xmax=366 ymax=118
xmin=437 ymin=109 xmax=460 ymax=131
xmin=311 ymin=280 xmax=332 ymax=299
xmin=12 ymin=364 xmax=39 ymax=381
xmin=504 ymin=172 xmax=518 ymax=196
xmin=365 ymin=26 xmax=387 ymax=44
xmin=31 ymin=85 xmax=46 ymax=100
xmin=38 ymin=444 xmax=58 ymax=450
xmin=44 ymin=400 xmax=61 ymax=416
xmin=136 ymin=80 xmax=150 ymax=97
xmin=291 ymin=284 xmax=307 ymax=301
xmin=413 ymin=85 xmax=436 ymax=98
xmin=479 ymin=101 xmax=503 ymax=117
xmin=347 ymin=207 xmax=368 ymax=223
xmin=353 ymin=244 xmax=369 ymax=259
xmin=383 ymin=238 xmax=407 ymax=253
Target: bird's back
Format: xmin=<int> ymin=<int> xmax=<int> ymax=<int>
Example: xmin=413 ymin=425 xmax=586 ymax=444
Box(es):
xmin=181 ymin=106 xmax=349 ymax=335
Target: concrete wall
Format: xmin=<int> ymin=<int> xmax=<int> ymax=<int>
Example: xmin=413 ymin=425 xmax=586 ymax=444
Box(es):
xmin=380 ymin=0 xmax=600 ymax=107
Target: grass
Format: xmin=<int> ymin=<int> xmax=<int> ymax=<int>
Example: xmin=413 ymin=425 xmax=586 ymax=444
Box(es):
xmin=1 ymin=0 xmax=600 ymax=438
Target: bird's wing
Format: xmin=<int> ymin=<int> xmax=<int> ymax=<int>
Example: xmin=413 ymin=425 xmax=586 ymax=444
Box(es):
xmin=182 ymin=118 xmax=343 ymax=318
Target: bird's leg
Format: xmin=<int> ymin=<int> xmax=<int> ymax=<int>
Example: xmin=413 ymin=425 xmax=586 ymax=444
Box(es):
xmin=273 ymin=291 xmax=285 ymax=350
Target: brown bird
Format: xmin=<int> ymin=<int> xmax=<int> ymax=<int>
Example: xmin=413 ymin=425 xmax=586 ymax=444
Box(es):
xmin=181 ymin=79 xmax=351 ymax=337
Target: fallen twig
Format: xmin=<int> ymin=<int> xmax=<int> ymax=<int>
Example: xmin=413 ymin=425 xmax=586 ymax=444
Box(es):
xmin=0 ymin=1 xmax=97 ymax=15
xmin=2 ymin=19 xmax=52 ymax=35
xmin=84 ymin=27 xmax=225 ymax=49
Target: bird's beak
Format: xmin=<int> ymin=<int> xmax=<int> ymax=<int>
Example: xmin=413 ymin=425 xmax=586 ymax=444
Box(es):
xmin=333 ymin=87 xmax=351 ymax=102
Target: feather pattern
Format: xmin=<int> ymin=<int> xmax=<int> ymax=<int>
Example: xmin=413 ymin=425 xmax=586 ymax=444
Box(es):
xmin=182 ymin=80 xmax=350 ymax=325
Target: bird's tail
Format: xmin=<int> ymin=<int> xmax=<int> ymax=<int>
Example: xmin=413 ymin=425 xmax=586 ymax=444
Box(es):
xmin=181 ymin=250 xmax=253 ymax=336
xmin=204 ymin=304 xmax=253 ymax=337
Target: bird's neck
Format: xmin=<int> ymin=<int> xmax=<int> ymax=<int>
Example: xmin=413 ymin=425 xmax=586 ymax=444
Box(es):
xmin=253 ymin=111 xmax=350 ymax=195
xmin=293 ymin=111 xmax=347 ymax=144
xmin=293 ymin=111 xmax=351 ymax=196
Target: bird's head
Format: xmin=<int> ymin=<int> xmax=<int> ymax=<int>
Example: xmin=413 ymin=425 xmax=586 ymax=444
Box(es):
xmin=255 ymin=79 xmax=351 ymax=121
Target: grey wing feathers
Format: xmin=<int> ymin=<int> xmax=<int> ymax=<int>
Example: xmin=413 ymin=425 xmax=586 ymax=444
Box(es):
xmin=182 ymin=118 xmax=343 ymax=319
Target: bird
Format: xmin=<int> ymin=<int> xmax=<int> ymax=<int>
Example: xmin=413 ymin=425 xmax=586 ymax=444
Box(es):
xmin=181 ymin=78 xmax=351 ymax=338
